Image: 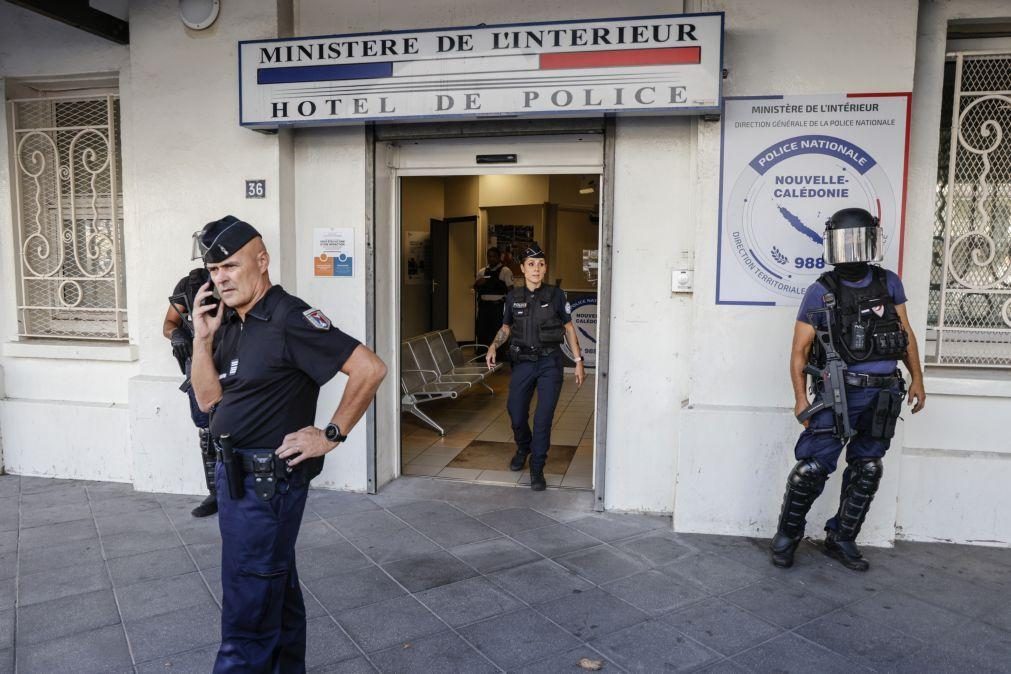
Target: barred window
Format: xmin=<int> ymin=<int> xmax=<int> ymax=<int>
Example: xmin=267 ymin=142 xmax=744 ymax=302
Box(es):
xmin=8 ymin=93 xmax=127 ymax=341
xmin=927 ymin=52 xmax=1011 ymax=368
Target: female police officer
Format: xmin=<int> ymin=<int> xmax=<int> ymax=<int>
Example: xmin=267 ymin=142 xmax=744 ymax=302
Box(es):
xmin=486 ymin=244 xmax=585 ymax=491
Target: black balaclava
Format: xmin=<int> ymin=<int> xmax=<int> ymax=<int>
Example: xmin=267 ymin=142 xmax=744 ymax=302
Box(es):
xmin=835 ymin=262 xmax=869 ymax=283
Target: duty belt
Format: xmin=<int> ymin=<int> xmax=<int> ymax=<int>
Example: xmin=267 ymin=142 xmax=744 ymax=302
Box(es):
xmin=510 ymin=345 xmax=556 ymax=360
xmin=843 ymin=372 xmax=903 ymax=389
xmin=216 ymin=447 xmax=299 ymax=501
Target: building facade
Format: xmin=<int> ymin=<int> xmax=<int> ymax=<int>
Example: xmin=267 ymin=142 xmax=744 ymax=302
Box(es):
xmin=1 ymin=0 xmax=1009 ymax=547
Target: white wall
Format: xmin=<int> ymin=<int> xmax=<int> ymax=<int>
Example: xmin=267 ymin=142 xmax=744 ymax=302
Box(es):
xmin=605 ymin=117 xmax=696 ymax=513
xmin=293 ymin=126 xmax=371 ymax=491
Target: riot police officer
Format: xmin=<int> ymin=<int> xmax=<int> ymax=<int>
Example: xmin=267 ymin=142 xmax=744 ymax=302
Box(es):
xmin=189 ymin=215 xmax=386 ymax=672
xmin=474 ymin=246 xmax=514 ymax=347
xmin=486 ymin=244 xmax=585 ymax=491
xmin=770 ymin=208 xmax=926 ymax=571
xmin=163 ymin=266 xmax=217 ymax=517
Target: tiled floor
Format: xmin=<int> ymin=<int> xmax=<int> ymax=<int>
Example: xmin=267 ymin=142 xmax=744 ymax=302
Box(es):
xmin=2 ymin=474 xmax=1010 ymax=673
xmin=402 ymin=370 xmax=595 ymax=489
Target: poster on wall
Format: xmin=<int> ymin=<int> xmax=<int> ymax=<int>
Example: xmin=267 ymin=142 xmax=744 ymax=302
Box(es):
xmin=560 ymin=292 xmax=597 ymax=368
xmin=716 ymin=93 xmax=910 ymax=305
xmin=313 ymin=227 xmax=354 ymax=277
xmin=405 ymin=231 xmax=429 ymax=285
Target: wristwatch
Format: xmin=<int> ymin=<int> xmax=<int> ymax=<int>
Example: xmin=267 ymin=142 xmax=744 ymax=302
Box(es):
xmin=324 ymin=423 xmax=347 ymax=444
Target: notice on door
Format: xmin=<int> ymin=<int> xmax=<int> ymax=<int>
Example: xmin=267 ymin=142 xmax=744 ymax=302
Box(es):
xmin=314 ymin=227 xmax=354 ymax=277
xmin=716 ymin=93 xmax=910 ymax=305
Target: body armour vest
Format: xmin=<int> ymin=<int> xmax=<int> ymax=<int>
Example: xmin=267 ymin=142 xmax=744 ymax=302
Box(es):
xmin=811 ymin=266 xmax=908 ymax=367
xmin=175 ymin=267 xmax=211 ymax=339
xmin=479 ymin=265 xmax=509 ymax=298
xmin=508 ymin=285 xmax=566 ymax=352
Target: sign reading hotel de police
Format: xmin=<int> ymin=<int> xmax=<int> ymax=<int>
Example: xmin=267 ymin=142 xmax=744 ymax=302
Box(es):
xmin=239 ymin=14 xmax=723 ymax=126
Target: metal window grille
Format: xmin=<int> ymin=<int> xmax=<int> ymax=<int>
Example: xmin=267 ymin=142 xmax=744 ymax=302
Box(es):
xmin=9 ymin=94 xmax=127 ymax=341
xmin=928 ymin=52 xmax=1011 ymax=367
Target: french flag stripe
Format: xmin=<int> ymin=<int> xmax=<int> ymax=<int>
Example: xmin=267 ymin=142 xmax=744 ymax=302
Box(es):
xmin=540 ymin=46 xmax=701 ymax=70
xmin=393 ymin=54 xmax=539 ymax=77
xmin=257 ymin=62 xmax=393 ymax=85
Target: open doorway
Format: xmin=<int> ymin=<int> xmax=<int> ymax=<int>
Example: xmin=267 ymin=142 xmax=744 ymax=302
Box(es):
xmin=398 ymin=173 xmax=601 ymax=489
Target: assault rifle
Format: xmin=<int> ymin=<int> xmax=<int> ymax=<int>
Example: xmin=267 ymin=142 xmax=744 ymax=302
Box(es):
xmin=797 ymin=293 xmax=856 ymax=439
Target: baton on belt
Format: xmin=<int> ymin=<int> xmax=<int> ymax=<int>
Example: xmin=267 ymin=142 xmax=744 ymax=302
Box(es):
xmin=219 ymin=433 xmax=244 ymax=500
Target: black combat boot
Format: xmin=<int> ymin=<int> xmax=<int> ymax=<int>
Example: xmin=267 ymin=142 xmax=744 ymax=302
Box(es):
xmin=191 ymin=493 xmax=218 ymax=518
xmin=192 ymin=429 xmax=218 ymax=518
xmin=529 ymin=468 xmax=547 ymax=491
xmin=769 ymin=458 xmax=828 ymax=568
xmin=509 ymin=449 xmax=530 ymax=471
xmin=823 ymin=458 xmax=882 ymax=572
xmin=823 ymin=532 xmax=869 ymax=571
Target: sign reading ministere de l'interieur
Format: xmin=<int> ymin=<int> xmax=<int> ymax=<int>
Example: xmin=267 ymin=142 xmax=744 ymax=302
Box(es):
xmin=239 ymin=13 xmax=724 ymax=127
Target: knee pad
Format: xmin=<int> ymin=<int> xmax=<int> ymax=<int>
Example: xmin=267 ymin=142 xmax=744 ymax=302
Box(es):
xmin=848 ymin=458 xmax=883 ymax=494
xmin=788 ymin=458 xmax=829 ymax=492
xmin=776 ymin=458 xmax=829 ymax=539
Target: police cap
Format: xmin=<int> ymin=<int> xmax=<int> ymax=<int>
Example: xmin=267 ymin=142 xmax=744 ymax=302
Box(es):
xmin=196 ymin=215 xmax=261 ymax=263
xmin=520 ymin=243 xmax=545 ymax=261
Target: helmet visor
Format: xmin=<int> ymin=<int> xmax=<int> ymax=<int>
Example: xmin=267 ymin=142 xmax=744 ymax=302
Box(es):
xmin=191 ymin=231 xmax=208 ymax=261
xmin=824 ymin=226 xmax=884 ymax=264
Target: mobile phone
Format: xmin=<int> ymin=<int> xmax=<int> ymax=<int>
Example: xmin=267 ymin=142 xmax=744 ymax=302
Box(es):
xmin=201 ymin=280 xmax=220 ymax=306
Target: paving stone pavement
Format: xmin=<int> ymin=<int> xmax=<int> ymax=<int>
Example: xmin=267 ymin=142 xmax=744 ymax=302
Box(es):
xmin=1 ymin=473 xmax=1009 ymax=673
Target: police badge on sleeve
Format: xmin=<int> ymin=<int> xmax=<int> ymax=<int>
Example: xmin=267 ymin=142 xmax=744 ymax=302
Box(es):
xmin=302 ymin=308 xmax=331 ymax=331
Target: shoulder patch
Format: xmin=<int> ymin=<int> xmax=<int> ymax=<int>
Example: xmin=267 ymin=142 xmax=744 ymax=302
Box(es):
xmin=564 ymin=302 xmax=572 ymax=314
xmin=302 ymin=308 xmax=331 ymax=331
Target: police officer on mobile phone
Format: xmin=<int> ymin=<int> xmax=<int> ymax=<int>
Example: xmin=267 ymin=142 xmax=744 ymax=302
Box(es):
xmin=189 ymin=215 xmax=386 ymax=672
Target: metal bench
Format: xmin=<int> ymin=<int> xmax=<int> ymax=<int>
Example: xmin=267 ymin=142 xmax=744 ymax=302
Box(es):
xmin=400 ymin=330 xmax=503 ymax=435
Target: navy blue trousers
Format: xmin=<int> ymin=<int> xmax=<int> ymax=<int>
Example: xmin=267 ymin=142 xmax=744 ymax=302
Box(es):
xmin=794 ymin=385 xmax=899 ymax=532
xmin=507 ymin=351 xmax=563 ymax=471
xmin=214 ymin=458 xmax=309 ymax=674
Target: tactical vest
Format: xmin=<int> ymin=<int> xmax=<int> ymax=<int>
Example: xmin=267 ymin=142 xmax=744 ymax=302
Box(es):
xmin=176 ymin=268 xmax=211 ymax=339
xmin=507 ymin=285 xmax=566 ymax=353
xmin=478 ymin=265 xmax=509 ymax=298
xmin=811 ymin=266 xmax=908 ymax=367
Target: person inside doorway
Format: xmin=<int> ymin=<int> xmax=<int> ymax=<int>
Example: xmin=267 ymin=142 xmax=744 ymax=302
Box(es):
xmin=485 ymin=244 xmax=585 ymax=490
xmin=473 ymin=246 xmax=514 ymax=347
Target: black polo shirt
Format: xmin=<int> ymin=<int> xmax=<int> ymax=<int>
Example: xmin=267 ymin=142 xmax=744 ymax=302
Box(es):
xmin=209 ymin=285 xmax=360 ymax=449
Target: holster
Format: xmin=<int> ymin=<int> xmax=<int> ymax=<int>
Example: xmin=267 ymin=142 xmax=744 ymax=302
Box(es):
xmin=865 ymin=389 xmax=904 ymax=440
xmin=217 ymin=434 xmax=244 ymax=500
xmin=199 ymin=429 xmax=216 ymax=494
xmin=243 ymin=451 xmax=287 ymax=502
xmin=510 ymin=345 xmax=540 ymax=362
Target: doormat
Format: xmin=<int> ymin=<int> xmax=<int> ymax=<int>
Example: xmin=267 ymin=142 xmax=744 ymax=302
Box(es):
xmin=447 ymin=441 xmax=576 ymax=474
